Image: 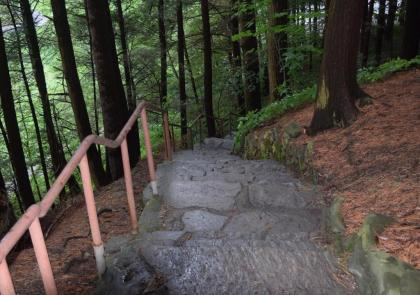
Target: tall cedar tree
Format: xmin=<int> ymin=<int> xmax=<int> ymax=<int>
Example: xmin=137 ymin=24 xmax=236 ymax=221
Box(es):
xmin=177 ymin=0 xmax=188 ymax=145
xmin=158 ymin=0 xmax=167 ymax=109
xmin=200 ymin=0 xmax=216 ymax=137
xmin=0 ymin=168 xmax=16 ymax=239
xmin=239 ymin=0 xmax=261 ymax=112
xmin=86 ymin=0 xmax=139 ymax=179
xmin=20 ymin=0 xmax=79 ymax=194
xmin=0 ymin=18 xmax=35 ymax=208
xmin=267 ymin=0 xmax=288 ymax=102
xmin=308 ymin=0 xmax=367 ymax=134
xmin=385 ymin=0 xmax=398 ymax=50
xmin=375 ymin=0 xmax=386 ymax=66
xmin=51 ymin=0 xmax=110 ymax=187
xmin=6 ymin=1 xmax=51 ymax=191
xmin=116 ymin=0 xmax=141 ymax=160
xmin=229 ymin=0 xmax=245 ymax=114
xmin=400 ymin=0 xmax=420 ymax=59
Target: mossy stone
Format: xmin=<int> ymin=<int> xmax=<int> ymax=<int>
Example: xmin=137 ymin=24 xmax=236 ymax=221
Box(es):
xmin=284 ymin=122 xmax=302 ymax=138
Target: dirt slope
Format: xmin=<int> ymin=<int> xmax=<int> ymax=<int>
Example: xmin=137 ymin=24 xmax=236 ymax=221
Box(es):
xmin=9 ymin=157 xmax=162 ymax=294
xmin=255 ymin=69 xmax=420 ymax=268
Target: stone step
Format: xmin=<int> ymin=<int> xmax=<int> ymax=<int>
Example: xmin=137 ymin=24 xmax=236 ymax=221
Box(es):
xmin=140 ymin=244 xmax=351 ymax=295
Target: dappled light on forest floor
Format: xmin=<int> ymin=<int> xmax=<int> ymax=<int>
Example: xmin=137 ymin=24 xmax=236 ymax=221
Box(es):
xmin=256 ymin=69 xmax=420 ymax=269
xmin=9 ymin=156 xmax=162 ymax=294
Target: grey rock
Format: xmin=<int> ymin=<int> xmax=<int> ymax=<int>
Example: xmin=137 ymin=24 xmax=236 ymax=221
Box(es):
xmin=182 ymin=210 xmax=227 ymax=232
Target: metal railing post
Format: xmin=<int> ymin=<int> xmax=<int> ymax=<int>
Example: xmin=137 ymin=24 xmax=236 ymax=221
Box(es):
xmin=29 ymin=217 xmax=58 ymax=295
xmin=162 ymin=112 xmax=172 ymax=160
xmin=79 ymin=155 xmax=106 ymax=276
xmin=140 ymin=108 xmax=158 ymax=195
xmin=121 ymin=139 xmax=139 ymax=233
xmin=0 ymin=260 xmax=15 ymax=295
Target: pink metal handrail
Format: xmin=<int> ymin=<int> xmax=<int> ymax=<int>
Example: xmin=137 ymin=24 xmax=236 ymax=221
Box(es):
xmin=0 ymin=101 xmax=172 ymax=295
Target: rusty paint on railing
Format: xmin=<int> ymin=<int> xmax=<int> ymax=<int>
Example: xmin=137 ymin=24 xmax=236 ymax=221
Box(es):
xmin=0 ymin=101 xmax=172 ymax=295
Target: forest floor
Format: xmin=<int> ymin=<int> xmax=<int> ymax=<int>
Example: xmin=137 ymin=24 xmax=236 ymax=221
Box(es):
xmin=255 ymin=68 xmax=420 ymax=269
xmin=9 ymin=155 xmax=163 ymax=294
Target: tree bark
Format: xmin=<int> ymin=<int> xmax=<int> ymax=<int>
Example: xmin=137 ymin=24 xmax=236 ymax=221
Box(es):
xmin=0 ymin=168 xmax=16 ymax=240
xmin=385 ymin=0 xmax=398 ymax=47
xmin=158 ymin=0 xmax=168 ymax=109
xmin=375 ymin=0 xmax=386 ymax=66
xmin=308 ymin=0 xmax=365 ymax=135
xmin=361 ymin=0 xmax=375 ymax=67
xmin=20 ymin=0 xmax=79 ymax=195
xmin=51 ymin=0 xmax=110 ymax=187
xmin=115 ymin=0 xmax=140 ymax=166
xmin=200 ymin=0 xmax=216 ymax=137
xmin=267 ymin=0 xmax=288 ymax=101
xmin=400 ymin=0 xmax=420 ymax=59
xmin=86 ymin=0 xmax=137 ymax=179
xmin=177 ymin=0 xmax=188 ymax=146
xmin=230 ymin=0 xmax=245 ymax=115
xmin=0 ymin=18 xmax=35 ymax=209
xmin=239 ymin=0 xmax=262 ymax=112
xmin=6 ymin=0 xmax=50 ymax=192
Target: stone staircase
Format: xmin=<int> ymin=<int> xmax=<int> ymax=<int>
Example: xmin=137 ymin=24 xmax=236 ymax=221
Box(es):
xmin=96 ymin=137 xmax=357 ymax=294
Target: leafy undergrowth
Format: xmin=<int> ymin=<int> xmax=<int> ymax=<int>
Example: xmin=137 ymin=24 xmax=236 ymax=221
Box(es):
xmin=246 ymin=69 xmax=420 ymax=269
xmin=9 ymin=154 xmax=164 ymax=294
xmin=234 ymin=56 xmax=420 ymax=152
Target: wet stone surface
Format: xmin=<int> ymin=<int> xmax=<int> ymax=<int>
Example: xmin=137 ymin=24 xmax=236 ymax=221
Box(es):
xmin=98 ymin=137 xmax=356 ymax=295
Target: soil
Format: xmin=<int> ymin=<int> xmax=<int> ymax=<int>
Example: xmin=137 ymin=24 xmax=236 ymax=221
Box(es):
xmin=255 ymin=69 xmax=420 ymax=269
xmin=8 ymin=155 xmax=163 ymax=295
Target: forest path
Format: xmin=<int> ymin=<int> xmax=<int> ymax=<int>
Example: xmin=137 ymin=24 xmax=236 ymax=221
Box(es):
xmin=98 ymin=137 xmax=357 ymax=294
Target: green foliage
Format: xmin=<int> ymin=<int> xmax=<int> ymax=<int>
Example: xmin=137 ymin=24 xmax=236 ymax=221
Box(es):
xmin=234 ymin=86 xmax=316 ymax=152
xmin=358 ymin=56 xmax=420 ymax=84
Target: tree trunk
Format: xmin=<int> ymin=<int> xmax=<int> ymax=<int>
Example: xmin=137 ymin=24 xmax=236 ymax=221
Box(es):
xmin=0 ymin=19 xmax=35 ymax=209
xmin=86 ymin=0 xmax=137 ymax=180
xmin=308 ymin=0 xmax=365 ymax=135
xmin=158 ymin=0 xmax=168 ymax=109
xmin=184 ymin=43 xmax=199 ymax=103
xmin=230 ymin=0 xmax=245 ymax=115
xmin=116 ymin=0 xmax=141 ymax=166
xmin=239 ymin=0 xmax=262 ymax=112
xmin=20 ymin=0 xmax=80 ymax=195
xmin=375 ymin=0 xmax=386 ymax=66
xmin=177 ymin=0 xmax=188 ymax=146
xmin=200 ymin=0 xmax=216 ymax=137
xmin=361 ymin=0 xmax=375 ymax=67
xmin=0 ymin=168 xmax=16 ymax=240
xmin=385 ymin=0 xmax=398 ymax=54
xmin=400 ymin=0 xmax=420 ymax=59
xmin=6 ymin=0 xmax=51 ymax=192
xmin=267 ymin=0 xmax=288 ymax=101
xmin=51 ymin=0 xmax=110 ymax=187
xmin=398 ymin=0 xmax=406 ymax=25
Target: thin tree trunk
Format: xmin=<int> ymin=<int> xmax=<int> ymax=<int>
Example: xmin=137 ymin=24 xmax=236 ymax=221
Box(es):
xmin=84 ymin=0 xmax=102 ymax=160
xmin=6 ymin=0 xmax=50 ymax=191
xmin=385 ymin=0 xmax=398 ymax=55
xmin=0 ymin=19 xmax=35 ymax=209
xmin=177 ymin=0 xmax=188 ymax=145
xmin=267 ymin=0 xmax=288 ymax=101
xmin=20 ymin=0 xmax=80 ymax=195
xmin=200 ymin=0 xmax=216 ymax=137
xmin=375 ymin=0 xmax=386 ymax=66
xmin=400 ymin=0 xmax=420 ymax=59
xmin=184 ymin=43 xmax=199 ymax=103
xmin=239 ymin=0 xmax=262 ymax=112
xmin=86 ymin=0 xmax=137 ymax=180
xmin=361 ymin=0 xmax=375 ymax=67
xmin=308 ymin=0 xmax=365 ymax=135
xmin=230 ymin=0 xmax=245 ymax=115
xmin=158 ymin=0 xmax=168 ymax=109
xmin=116 ymin=0 xmax=140 ymax=166
xmin=51 ymin=0 xmax=110 ymax=187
